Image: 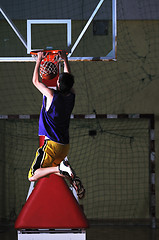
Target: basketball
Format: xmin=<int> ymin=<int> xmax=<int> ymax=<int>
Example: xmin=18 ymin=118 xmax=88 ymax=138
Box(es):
xmin=40 ymin=60 xmax=58 ymax=80
xmin=41 ymin=72 xmax=57 ymax=81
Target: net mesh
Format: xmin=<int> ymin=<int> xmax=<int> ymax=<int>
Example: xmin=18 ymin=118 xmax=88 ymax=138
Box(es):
xmin=40 ymin=60 xmax=58 ymax=79
xmin=0 ymin=0 xmax=158 ymax=226
xmin=72 ymin=118 xmax=150 ymax=222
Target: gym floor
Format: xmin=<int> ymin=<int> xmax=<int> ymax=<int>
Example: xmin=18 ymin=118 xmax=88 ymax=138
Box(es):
xmin=0 ymin=225 xmax=158 ymax=240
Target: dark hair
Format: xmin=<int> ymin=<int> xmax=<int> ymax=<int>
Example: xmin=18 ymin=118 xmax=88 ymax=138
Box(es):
xmin=58 ymin=72 xmax=74 ymax=94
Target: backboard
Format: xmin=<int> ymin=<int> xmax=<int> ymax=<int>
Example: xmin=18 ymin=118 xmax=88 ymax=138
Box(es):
xmin=0 ymin=0 xmax=117 ymax=62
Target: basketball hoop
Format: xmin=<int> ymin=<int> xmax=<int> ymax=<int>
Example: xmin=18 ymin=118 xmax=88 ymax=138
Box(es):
xmin=30 ymin=49 xmax=63 ymax=87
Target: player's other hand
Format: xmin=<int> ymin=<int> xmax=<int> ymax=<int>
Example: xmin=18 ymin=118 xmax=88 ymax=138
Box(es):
xmin=58 ymin=50 xmax=67 ymax=60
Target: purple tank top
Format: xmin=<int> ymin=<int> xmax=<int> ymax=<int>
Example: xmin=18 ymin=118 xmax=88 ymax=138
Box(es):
xmin=39 ymin=90 xmax=75 ymax=144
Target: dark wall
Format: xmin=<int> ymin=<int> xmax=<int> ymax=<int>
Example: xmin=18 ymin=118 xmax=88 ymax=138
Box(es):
xmin=0 ymin=0 xmax=159 ymax=20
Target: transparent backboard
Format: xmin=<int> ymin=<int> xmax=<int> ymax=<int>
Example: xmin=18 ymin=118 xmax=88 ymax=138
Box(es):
xmin=0 ymin=0 xmax=117 ymax=62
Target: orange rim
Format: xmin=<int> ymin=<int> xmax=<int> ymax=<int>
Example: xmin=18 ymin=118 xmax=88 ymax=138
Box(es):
xmin=30 ymin=49 xmax=62 ymax=55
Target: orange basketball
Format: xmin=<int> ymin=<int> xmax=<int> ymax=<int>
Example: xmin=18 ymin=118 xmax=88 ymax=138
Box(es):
xmin=42 ymin=72 xmax=57 ymax=81
xmin=40 ymin=60 xmax=58 ymax=80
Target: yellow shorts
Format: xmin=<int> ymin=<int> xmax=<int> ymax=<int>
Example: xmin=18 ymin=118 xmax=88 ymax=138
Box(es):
xmin=28 ymin=140 xmax=70 ymax=179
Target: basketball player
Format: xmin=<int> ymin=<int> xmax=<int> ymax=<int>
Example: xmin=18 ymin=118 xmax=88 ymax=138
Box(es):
xmin=28 ymin=50 xmax=85 ymax=199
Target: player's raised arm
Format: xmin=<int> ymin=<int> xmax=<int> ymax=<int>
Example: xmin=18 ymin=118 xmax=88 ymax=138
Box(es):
xmin=32 ymin=52 xmax=54 ymax=98
xmin=58 ymin=50 xmax=71 ymax=74
xmin=58 ymin=50 xmax=75 ymax=94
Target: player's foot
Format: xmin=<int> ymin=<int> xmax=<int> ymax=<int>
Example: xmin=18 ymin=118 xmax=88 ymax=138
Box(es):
xmin=59 ymin=157 xmax=76 ymax=181
xmin=72 ymin=176 xmax=85 ymax=199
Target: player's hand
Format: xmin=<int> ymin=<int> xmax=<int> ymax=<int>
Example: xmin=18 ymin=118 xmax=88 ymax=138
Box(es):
xmin=58 ymin=50 xmax=67 ymax=60
xmin=37 ymin=52 xmax=48 ymax=61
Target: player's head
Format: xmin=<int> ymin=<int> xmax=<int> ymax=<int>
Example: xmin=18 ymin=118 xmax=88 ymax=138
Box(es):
xmin=57 ymin=72 xmax=74 ymax=94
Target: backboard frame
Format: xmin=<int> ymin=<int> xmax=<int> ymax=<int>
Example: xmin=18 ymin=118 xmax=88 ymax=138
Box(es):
xmin=0 ymin=0 xmax=117 ymax=62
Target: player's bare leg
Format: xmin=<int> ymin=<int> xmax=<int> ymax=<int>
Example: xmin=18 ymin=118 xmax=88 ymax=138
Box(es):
xmin=29 ymin=166 xmax=63 ymax=182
